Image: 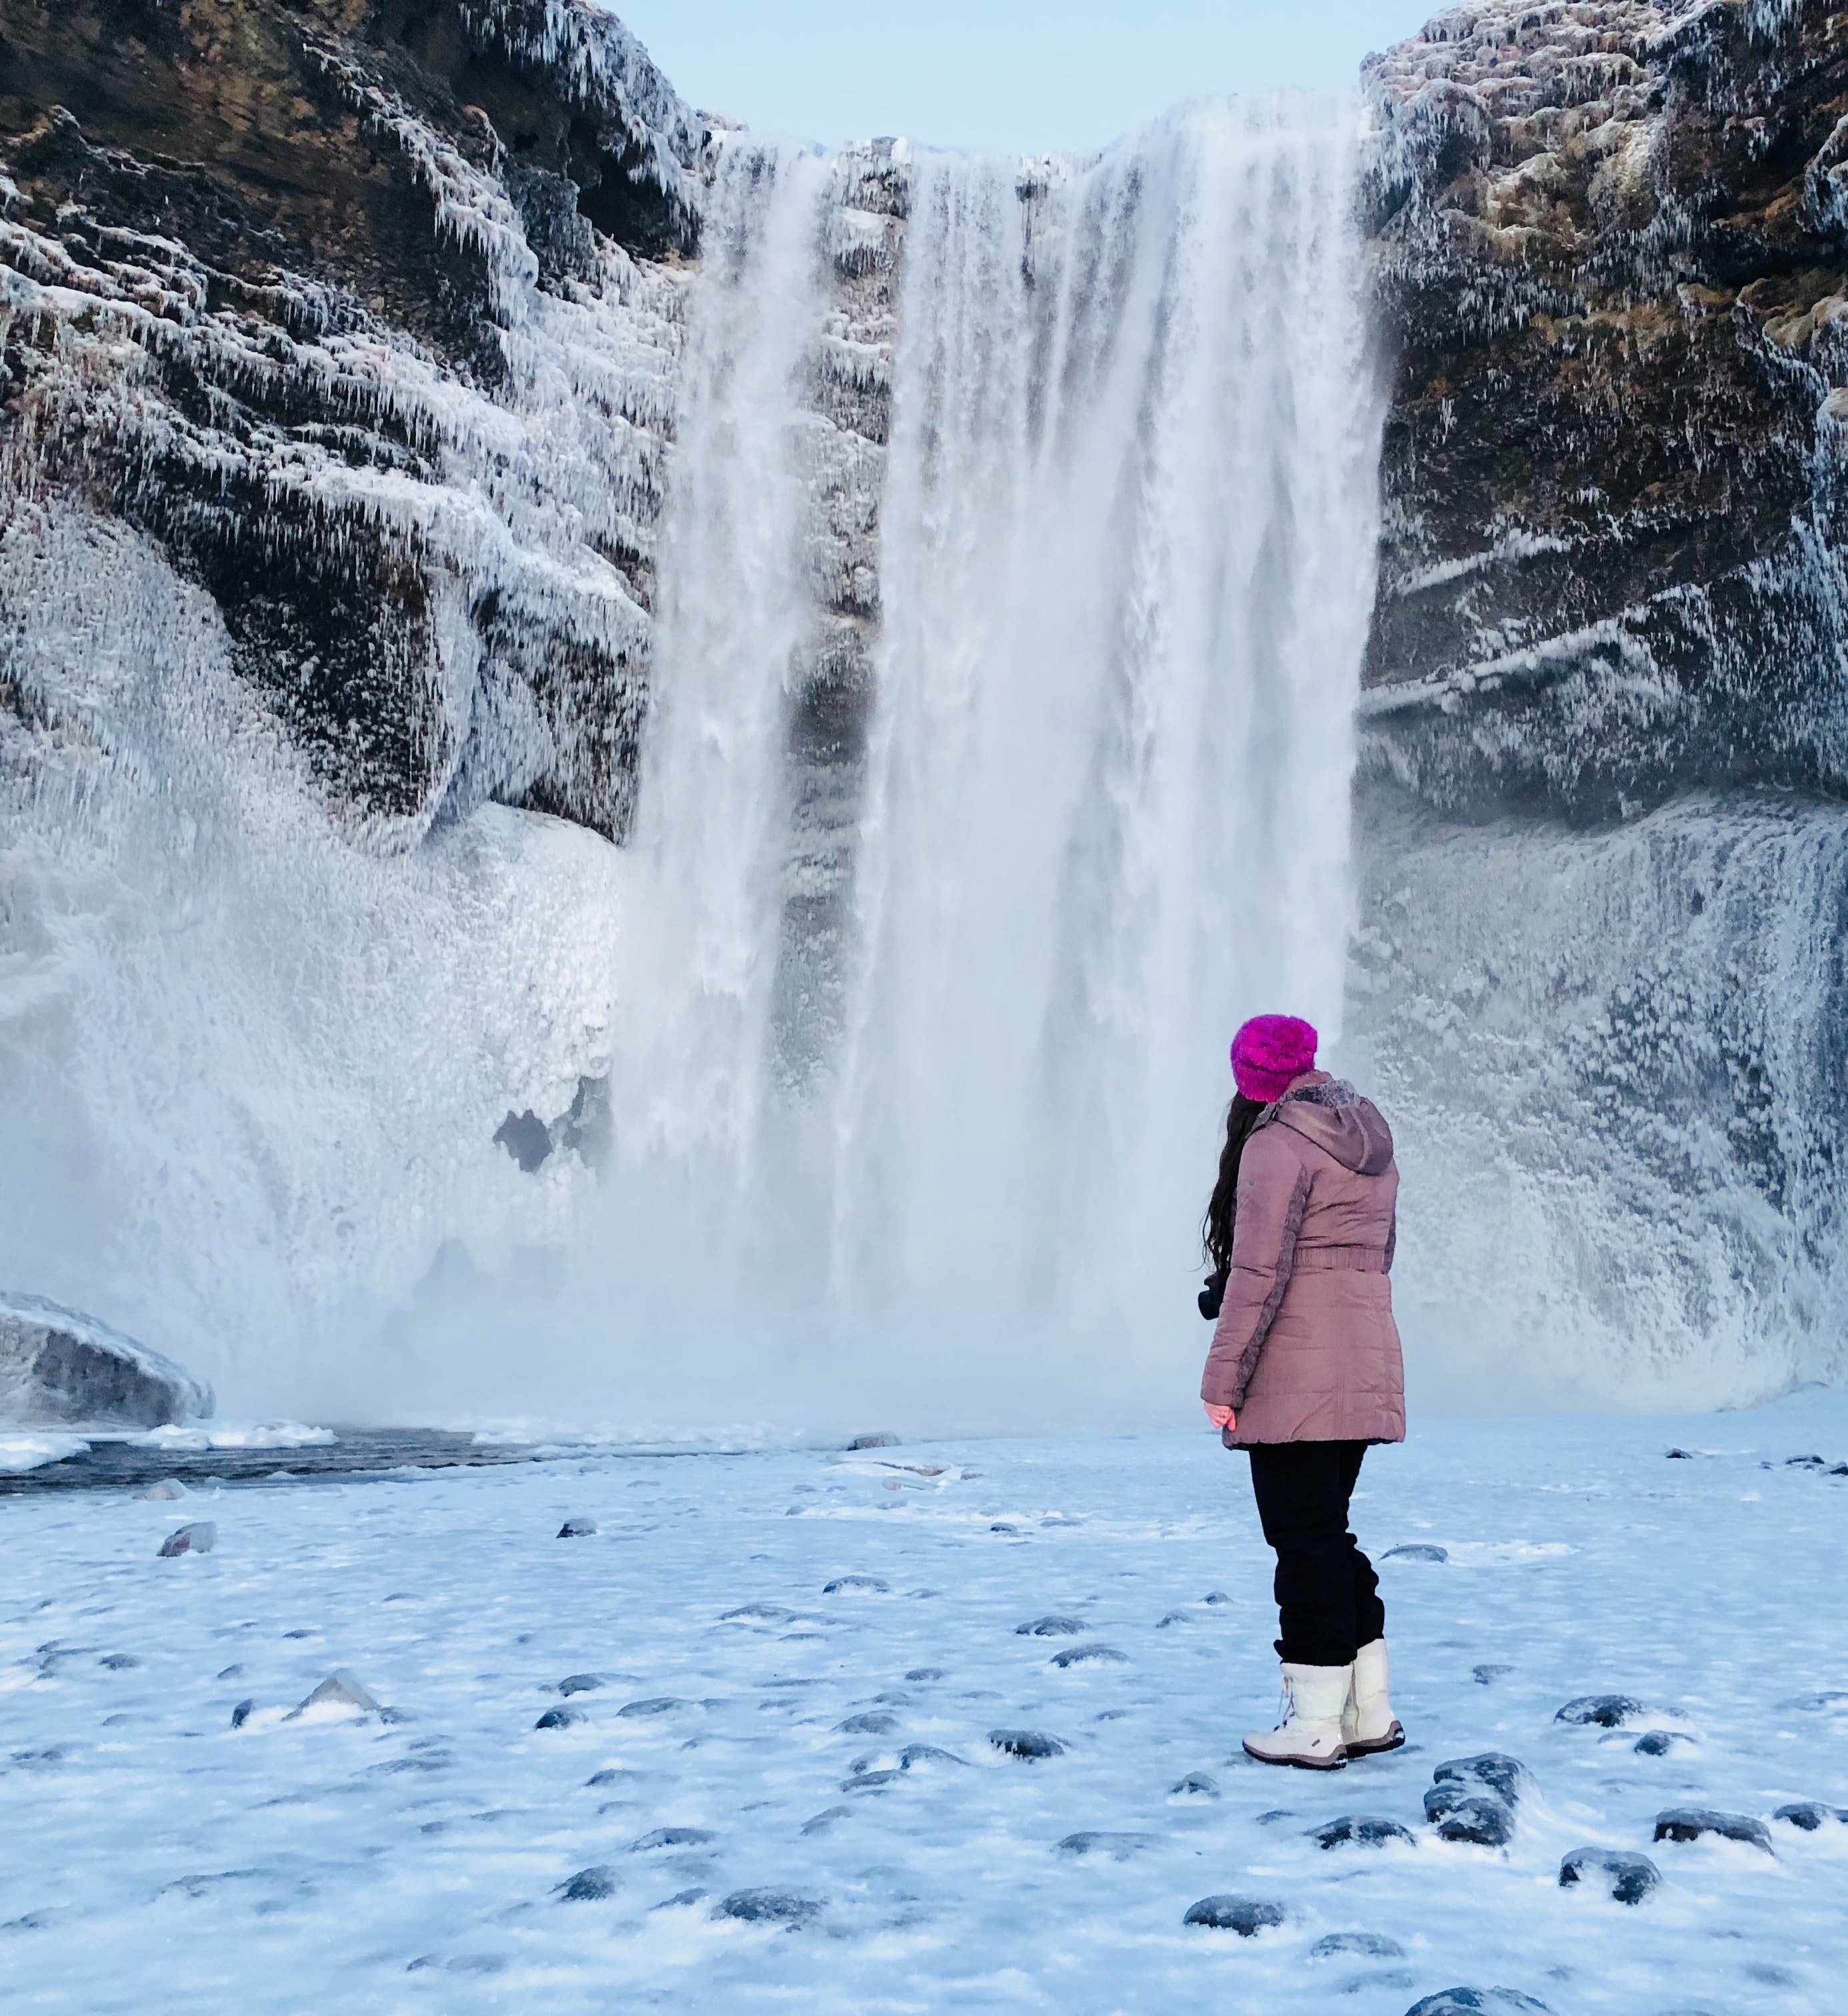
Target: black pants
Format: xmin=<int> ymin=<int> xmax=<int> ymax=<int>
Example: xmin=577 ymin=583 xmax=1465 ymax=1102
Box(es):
xmin=1247 ymin=1440 xmax=1385 ymax=1667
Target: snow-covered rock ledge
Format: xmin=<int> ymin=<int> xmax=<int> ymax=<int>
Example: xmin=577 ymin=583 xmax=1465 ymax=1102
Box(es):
xmin=0 ymin=1291 xmax=213 ymax=1429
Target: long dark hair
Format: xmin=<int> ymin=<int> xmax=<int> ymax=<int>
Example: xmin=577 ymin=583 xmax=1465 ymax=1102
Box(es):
xmin=1202 ymin=1093 xmax=1267 ymax=1277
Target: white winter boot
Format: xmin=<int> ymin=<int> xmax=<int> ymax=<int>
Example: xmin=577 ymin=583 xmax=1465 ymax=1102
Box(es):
xmin=1243 ymin=1661 xmax=1351 ymax=1769
xmin=1342 ymin=1637 xmax=1405 ymax=1755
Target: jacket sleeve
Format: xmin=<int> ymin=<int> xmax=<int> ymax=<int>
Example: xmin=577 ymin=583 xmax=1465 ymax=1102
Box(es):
xmin=1200 ymin=1126 xmax=1311 ymax=1411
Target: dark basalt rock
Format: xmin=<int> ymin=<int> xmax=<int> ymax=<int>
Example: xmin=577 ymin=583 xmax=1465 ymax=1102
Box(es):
xmin=1054 ymin=1831 xmax=1157 ymax=1859
xmin=823 ymin=1575 xmax=889 ymax=1595
xmin=834 ymin=1711 xmax=899 ymax=1735
xmin=617 ymin=1697 xmax=685 ymax=1718
xmin=555 ymin=1865 xmax=619 ymax=1901
xmin=157 ymin=1521 xmax=216 ymax=1558
xmin=557 ymin=1518 xmax=598 ymax=1539
xmin=629 ymin=1828 xmax=715 ymax=1851
xmin=714 ymin=1889 xmax=821 ymax=1927
xmin=1015 ymin=1616 xmax=1085 ymax=1637
xmin=534 ymin=1707 xmax=584 ymax=1730
xmin=903 ymin=1667 xmax=945 ymax=1681
xmin=721 ymin=1605 xmax=795 ymax=1624
xmin=988 ymin=1728 xmax=1067 ymax=1760
xmin=98 ymin=1653 xmax=140 ymax=1671
xmin=1633 ymin=1730 xmax=1683 ymax=1757
xmin=1310 ymin=1815 xmax=1417 ymax=1849
xmin=841 ymin=1769 xmax=900 ymax=1793
xmin=899 ymin=1744 xmax=969 ymax=1769
xmin=1 ymin=1294 xmax=211 ymax=1428
xmin=230 ymin=1698 xmax=256 ymax=1730
xmin=846 ymin=1433 xmax=899 ymax=1449
xmin=1311 ymin=1932 xmax=1406 ymax=1959
xmin=1432 ymin=1753 xmax=1531 ymax=1806
xmin=1559 ymin=1847 xmax=1661 ymax=1905
xmin=1472 ymin=1663 xmax=1513 ymax=1685
xmin=1432 ymin=1795 xmax=1516 ymax=1848
xmin=585 ymin=1768 xmax=643 ymax=1789
xmin=557 ymin=1674 xmax=603 ymax=1696
xmin=1653 ymin=1807 xmax=1774 ymax=1852
xmin=1201 ymin=1591 xmax=1231 ymax=1605
xmin=800 ymin=1807 xmax=849 ymax=1835
xmin=1382 ymin=1543 xmax=1448 ymax=1563
xmin=1556 ymin=1695 xmax=1646 ymax=1729
xmin=1050 ymin=1644 xmax=1127 ymax=1669
xmin=1183 ymin=1895 xmax=1285 ymax=1935
xmin=1403 ymin=1993 xmax=1552 ymax=2016
xmin=1773 ymin=1801 xmax=1848 ymax=1831
xmin=1168 ymin=1772 xmax=1219 ymax=1800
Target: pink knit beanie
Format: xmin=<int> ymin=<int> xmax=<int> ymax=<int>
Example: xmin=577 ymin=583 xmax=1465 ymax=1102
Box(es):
xmin=1229 ymin=1013 xmax=1318 ymax=1103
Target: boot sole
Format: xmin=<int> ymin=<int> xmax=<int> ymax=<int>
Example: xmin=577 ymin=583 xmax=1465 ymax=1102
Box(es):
xmin=1242 ymin=1739 xmax=1347 ymax=1770
xmin=1343 ymin=1721 xmax=1405 ymax=1758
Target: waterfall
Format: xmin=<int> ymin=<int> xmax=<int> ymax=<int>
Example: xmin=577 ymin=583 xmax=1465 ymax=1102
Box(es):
xmin=598 ymin=97 xmax=1382 ymax=1421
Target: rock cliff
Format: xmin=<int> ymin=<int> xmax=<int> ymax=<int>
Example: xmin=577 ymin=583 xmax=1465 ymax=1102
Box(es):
xmin=1361 ymin=0 xmax=1848 ymax=821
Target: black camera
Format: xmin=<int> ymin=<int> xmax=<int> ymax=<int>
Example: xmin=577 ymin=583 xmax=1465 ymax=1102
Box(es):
xmin=1198 ymin=1266 xmax=1228 ymax=1321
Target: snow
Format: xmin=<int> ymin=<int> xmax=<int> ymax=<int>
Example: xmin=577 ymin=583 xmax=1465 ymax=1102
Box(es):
xmin=4 ymin=1393 xmax=1847 ymax=2013
xmin=0 ymin=1431 xmax=89 ymax=1474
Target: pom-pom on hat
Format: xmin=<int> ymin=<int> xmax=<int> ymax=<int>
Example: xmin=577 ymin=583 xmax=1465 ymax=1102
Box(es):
xmin=1230 ymin=1014 xmax=1318 ymax=1104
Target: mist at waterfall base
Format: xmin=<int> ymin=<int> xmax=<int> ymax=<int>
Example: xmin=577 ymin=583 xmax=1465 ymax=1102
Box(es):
xmin=3 ymin=90 xmax=1838 ymax=1436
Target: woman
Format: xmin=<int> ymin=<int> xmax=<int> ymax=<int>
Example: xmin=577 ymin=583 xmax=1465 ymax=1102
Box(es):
xmin=1199 ymin=1013 xmax=1406 ymax=1770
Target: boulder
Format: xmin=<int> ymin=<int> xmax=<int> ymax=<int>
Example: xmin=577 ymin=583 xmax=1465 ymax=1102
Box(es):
xmin=555 ymin=1866 xmax=619 ymax=1901
xmin=1403 ymin=1994 xmax=1551 ymax=2016
xmin=1183 ymin=1895 xmax=1285 ymax=1935
xmin=291 ymin=1670 xmax=383 ymax=1718
xmin=1431 ymin=1796 xmax=1515 ymax=1848
xmin=1 ymin=1293 xmax=211 ymax=1427
xmin=1653 ymin=1808 xmax=1774 ymax=1852
xmin=1555 ymin=1695 xmax=1646 ymax=1728
xmin=157 ymin=1521 xmax=216 ymax=1558
xmin=1558 ymin=1847 xmax=1661 ymax=1905
xmin=1431 ymin=1754 xmax=1531 ymax=1806
xmin=1773 ymin=1801 xmax=1848 ymax=1831
xmin=988 ymin=1728 xmax=1067 ymax=1760
xmin=714 ymin=1889 xmax=821 ymax=1927
xmin=1311 ymin=1815 xmax=1417 ymax=1849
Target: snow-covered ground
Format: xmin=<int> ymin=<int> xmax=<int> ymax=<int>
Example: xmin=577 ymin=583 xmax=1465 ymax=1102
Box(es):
xmin=4 ymin=1395 xmax=1847 ymax=2015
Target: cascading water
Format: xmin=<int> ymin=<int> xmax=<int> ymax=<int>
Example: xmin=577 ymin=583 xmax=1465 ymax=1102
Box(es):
xmin=591 ymin=98 xmax=1383 ymax=1423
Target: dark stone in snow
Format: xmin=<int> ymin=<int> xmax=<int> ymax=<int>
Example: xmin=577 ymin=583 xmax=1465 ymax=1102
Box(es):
xmin=1653 ymin=1807 xmax=1773 ymax=1852
xmin=1472 ymin=1663 xmax=1513 ymax=1685
xmin=1311 ymin=1815 xmax=1417 ymax=1849
xmin=1051 ymin=1643 xmax=1127 ymax=1669
xmin=0 ymin=1292 xmax=213 ymax=1427
xmin=1832 ymin=1465 xmax=1848 ymax=1477
xmin=617 ymin=1697 xmax=686 ymax=1718
xmin=557 ymin=1518 xmax=597 ymax=1538
xmin=230 ymin=1698 xmax=255 ymax=1729
xmin=823 ymin=1575 xmax=889 ymax=1595
xmin=904 ymin=1667 xmax=945 ymax=1681
xmin=989 ymin=1728 xmax=1067 ymax=1759
xmin=842 ymin=1769 xmax=900 ymax=1792
xmin=1157 ymin=1611 xmax=1193 ymax=1627
xmin=1432 ymin=1753 xmax=1531 ymax=1805
xmin=899 ymin=1743 xmax=969 ymax=1769
xmin=1383 ymin=1543 xmax=1447 ymax=1562
xmin=1016 ymin=1616 xmax=1085 ymax=1637
xmin=1773 ymin=1801 xmax=1848 ymax=1831
xmin=1665 ymin=1449 xmax=1695 ymax=1459
xmin=1311 ymin=1932 xmax=1405 ymax=1959
xmin=289 ymin=1669 xmax=382 ymax=1718
xmin=629 ymin=1828 xmax=715 ymax=1851
xmin=158 ymin=1522 xmax=215 ymax=1557
xmin=586 ymin=1768 xmax=643 ymax=1789
xmin=137 ymin=1479 xmax=187 ymax=1501
xmin=555 ymin=1865 xmax=619 ymax=1901
xmin=989 ymin=1522 xmax=1019 ymax=1534
xmin=557 ymin=1674 xmax=603 ymax=1695
xmin=1633 ymin=1730 xmax=1681 ymax=1757
xmin=1169 ymin=1771 xmax=1219 ymax=1799
xmin=1785 ymin=1454 xmax=1827 ymax=1467
xmin=1183 ymin=1895 xmax=1285 ymax=1935
xmin=1556 ymin=1695 xmax=1645 ymax=1727
xmin=1201 ymin=1591 xmax=1231 ymax=1604
xmin=535 ymin=1707 xmax=585 ymax=1730
xmin=98 ymin=1653 xmax=140 ymax=1671
xmin=1433 ymin=1796 xmax=1515 ymax=1847
xmin=1404 ymin=1993 xmax=1553 ymax=2016
xmin=847 ymin=1433 xmax=899 ymax=1449
xmin=1559 ymin=1847 xmax=1660 ymax=1904
xmin=715 ymin=1889 xmax=821 ymax=1927
xmin=801 ymin=1807 xmax=850 ymax=1835
xmin=835 ymin=1711 xmax=899 ymax=1735
xmin=1055 ymin=1831 xmax=1156 ymax=1859
xmin=721 ymin=1604 xmax=793 ymax=1623
xmin=217 ymin=1665 xmax=244 ymax=1681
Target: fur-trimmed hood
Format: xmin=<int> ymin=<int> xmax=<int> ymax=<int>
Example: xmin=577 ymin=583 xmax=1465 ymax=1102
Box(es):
xmin=1269 ymin=1075 xmax=1395 ymax=1179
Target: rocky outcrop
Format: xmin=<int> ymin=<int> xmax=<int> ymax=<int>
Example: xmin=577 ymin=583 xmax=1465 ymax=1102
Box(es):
xmin=1 ymin=0 xmax=701 ymax=843
xmin=0 ymin=1291 xmax=213 ymax=1424
xmin=1361 ymin=0 xmax=1848 ymax=821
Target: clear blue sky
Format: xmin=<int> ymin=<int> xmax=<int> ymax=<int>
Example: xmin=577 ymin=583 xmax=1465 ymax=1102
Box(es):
xmin=606 ymin=2 xmax=1439 ymax=155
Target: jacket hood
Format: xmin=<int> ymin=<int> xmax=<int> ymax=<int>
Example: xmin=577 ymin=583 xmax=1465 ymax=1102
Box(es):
xmin=1270 ymin=1077 xmax=1394 ymax=1177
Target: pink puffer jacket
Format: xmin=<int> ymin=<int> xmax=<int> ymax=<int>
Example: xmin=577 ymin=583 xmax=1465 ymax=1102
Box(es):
xmin=1199 ymin=1073 xmax=1405 ymax=1447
